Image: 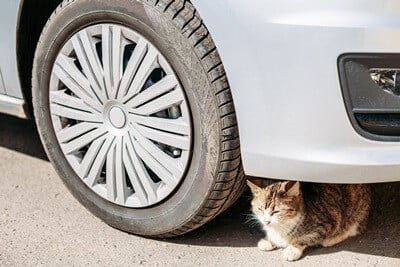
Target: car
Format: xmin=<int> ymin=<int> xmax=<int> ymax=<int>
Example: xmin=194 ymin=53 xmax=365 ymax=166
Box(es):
xmin=1 ymin=0 xmax=400 ymax=237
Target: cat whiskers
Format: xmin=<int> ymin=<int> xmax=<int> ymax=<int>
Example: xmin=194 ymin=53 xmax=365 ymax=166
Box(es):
xmin=245 ymin=213 xmax=261 ymax=227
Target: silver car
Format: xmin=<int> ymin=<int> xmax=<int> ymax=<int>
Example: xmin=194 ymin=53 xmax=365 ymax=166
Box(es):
xmin=1 ymin=0 xmax=399 ymax=236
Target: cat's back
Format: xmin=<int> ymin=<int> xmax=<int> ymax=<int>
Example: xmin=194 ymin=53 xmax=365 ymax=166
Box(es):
xmin=343 ymin=184 xmax=371 ymax=209
xmin=302 ymin=183 xmax=370 ymax=206
xmin=341 ymin=184 xmax=371 ymax=231
xmin=302 ymin=183 xmax=371 ymax=232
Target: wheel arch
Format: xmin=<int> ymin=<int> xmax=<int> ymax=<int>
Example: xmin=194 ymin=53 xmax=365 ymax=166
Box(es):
xmin=16 ymin=0 xmax=62 ymax=117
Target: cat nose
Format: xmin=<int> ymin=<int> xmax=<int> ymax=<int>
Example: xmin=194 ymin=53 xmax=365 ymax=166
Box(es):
xmin=264 ymin=220 xmax=271 ymax=225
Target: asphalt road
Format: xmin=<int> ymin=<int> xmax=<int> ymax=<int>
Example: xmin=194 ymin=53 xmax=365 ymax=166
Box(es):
xmin=1 ymin=114 xmax=400 ymax=266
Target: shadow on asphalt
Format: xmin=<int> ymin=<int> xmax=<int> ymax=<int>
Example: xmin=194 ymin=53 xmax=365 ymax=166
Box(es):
xmin=0 ymin=114 xmax=47 ymax=161
xmin=165 ymin=189 xmax=263 ymax=248
xmin=1 ymin=113 xmax=399 ymax=258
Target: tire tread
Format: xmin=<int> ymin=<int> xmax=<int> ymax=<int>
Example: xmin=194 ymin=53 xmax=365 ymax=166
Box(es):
xmin=152 ymin=0 xmax=246 ymax=238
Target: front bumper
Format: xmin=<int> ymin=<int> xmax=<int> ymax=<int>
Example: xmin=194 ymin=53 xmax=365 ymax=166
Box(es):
xmin=193 ymin=0 xmax=400 ymax=183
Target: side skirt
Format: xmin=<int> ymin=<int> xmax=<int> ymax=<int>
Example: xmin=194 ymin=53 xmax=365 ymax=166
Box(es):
xmin=0 ymin=94 xmax=27 ymax=118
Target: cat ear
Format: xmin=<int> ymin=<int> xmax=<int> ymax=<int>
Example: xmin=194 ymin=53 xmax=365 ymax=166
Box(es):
xmin=281 ymin=181 xmax=300 ymax=196
xmin=247 ymin=178 xmax=264 ymax=195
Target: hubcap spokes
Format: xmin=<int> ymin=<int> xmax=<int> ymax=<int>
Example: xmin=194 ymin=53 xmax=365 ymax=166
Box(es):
xmin=49 ymin=24 xmax=192 ymax=208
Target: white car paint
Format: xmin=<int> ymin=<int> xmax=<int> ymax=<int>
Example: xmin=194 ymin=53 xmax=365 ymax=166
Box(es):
xmin=0 ymin=0 xmax=22 ymax=98
xmin=2 ymin=0 xmax=400 ymax=182
xmin=192 ymin=0 xmax=400 ymax=182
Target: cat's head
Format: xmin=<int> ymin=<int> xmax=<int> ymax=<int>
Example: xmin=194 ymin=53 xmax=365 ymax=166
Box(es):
xmin=247 ymin=179 xmax=303 ymax=228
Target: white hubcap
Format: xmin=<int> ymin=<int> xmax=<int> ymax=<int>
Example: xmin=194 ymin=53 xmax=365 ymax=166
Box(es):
xmin=49 ymin=24 xmax=192 ymax=208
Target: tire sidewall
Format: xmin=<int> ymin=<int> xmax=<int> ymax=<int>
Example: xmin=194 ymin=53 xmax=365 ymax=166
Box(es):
xmin=32 ymin=0 xmax=221 ymax=235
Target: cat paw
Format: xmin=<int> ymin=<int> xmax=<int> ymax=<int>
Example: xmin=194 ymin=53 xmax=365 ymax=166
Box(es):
xmin=282 ymin=246 xmax=303 ymax=261
xmin=257 ymin=239 xmax=276 ymax=251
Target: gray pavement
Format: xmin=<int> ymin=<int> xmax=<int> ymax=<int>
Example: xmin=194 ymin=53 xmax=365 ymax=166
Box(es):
xmin=0 ymin=114 xmax=399 ymax=266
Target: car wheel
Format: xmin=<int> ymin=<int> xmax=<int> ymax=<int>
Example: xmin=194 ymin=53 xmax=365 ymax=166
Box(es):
xmin=32 ymin=0 xmax=244 ymax=237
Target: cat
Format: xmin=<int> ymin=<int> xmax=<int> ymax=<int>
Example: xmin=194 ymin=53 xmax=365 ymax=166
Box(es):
xmin=247 ymin=179 xmax=371 ymax=261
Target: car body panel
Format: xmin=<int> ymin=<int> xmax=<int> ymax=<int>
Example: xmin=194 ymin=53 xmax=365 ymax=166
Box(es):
xmin=0 ymin=69 xmax=5 ymax=94
xmin=0 ymin=0 xmax=22 ymax=99
xmin=192 ymin=0 xmax=400 ymax=183
xmin=0 ymin=94 xmax=25 ymax=118
xmin=1 ymin=0 xmax=400 ymax=182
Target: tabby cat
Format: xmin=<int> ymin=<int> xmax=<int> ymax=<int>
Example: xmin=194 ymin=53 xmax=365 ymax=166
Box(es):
xmin=247 ymin=179 xmax=371 ymax=261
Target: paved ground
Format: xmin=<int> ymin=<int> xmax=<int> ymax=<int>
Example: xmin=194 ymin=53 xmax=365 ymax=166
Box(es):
xmin=0 ymin=114 xmax=400 ymax=267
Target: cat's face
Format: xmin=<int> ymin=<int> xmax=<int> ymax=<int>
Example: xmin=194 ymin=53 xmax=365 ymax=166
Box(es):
xmin=248 ymin=180 xmax=302 ymax=228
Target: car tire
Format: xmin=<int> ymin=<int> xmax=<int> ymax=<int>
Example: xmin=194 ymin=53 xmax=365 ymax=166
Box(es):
xmin=32 ymin=0 xmax=245 ymax=237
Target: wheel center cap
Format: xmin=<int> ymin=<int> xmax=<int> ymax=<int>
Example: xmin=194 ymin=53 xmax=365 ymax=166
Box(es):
xmin=108 ymin=106 xmax=126 ymax=129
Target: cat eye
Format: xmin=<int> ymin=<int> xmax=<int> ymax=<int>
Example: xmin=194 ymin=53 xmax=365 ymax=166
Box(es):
xmin=271 ymin=210 xmax=280 ymax=215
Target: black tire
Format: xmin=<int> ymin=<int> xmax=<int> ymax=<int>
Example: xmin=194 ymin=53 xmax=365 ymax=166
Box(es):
xmin=32 ymin=0 xmax=245 ymax=237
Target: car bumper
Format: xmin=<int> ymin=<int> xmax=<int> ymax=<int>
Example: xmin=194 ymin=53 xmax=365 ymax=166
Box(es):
xmin=193 ymin=0 xmax=400 ymax=183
